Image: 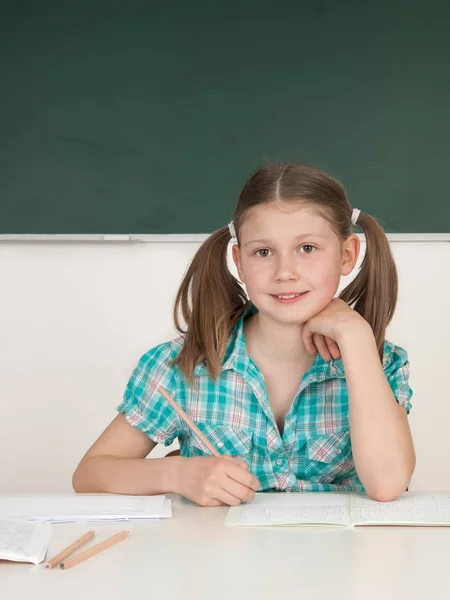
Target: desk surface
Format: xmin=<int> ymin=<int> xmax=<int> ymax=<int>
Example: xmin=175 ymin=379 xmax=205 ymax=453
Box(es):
xmin=1 ymin=494 xmax=448 ymax=600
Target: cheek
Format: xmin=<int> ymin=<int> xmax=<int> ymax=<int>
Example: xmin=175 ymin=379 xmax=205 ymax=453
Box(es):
xmin=311 ymin=260 xmax=342 ymax=293
xmin=302 ymin=262 xmax=341 ymax=317
xmin=239 ymin=259 xmax=268 ymax=289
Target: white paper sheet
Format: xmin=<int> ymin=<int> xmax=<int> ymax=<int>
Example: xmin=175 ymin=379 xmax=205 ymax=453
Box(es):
xmin=352 ymin=492 xmax=450 ymax=526
xmin=0 ymin=493 xmax=168 ymax=523
xmin=224 ymin=492 xmax=350 ymax=527
xmin=0 ymin=519 xmax=52 ymax=564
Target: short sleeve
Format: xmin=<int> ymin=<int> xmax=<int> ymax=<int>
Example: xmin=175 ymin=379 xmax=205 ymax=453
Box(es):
xmin=383 ymin=342 xmax=413 ymax=414
xmin=117 ymin=342 xmax=182 ymax=446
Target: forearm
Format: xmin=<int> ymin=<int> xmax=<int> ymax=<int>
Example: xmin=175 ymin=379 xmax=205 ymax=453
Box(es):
xmin=339 ymin=323 xmax=415 ymax=501
xmin=72 ymin=455 xmax=182 ymax=496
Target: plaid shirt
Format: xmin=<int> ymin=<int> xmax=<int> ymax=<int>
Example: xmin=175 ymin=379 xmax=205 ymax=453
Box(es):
xmin=117 ymin=310 xmax=413 ymax=493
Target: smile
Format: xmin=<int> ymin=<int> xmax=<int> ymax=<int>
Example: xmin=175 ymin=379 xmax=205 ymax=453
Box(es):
xmin=270 ymin=292 xmax=309 ymax=303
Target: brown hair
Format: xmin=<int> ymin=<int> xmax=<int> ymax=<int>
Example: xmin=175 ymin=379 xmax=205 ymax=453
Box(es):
xmin=174 ymin=163 xmax=397 ymax=381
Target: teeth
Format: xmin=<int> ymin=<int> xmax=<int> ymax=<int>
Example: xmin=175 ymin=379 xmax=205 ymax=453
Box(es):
xmin=277 ymin=294 xmax=299 ymax=299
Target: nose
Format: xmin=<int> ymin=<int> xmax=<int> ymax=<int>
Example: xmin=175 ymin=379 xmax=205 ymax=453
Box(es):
xmin=274 ymin=253 xmax=299 ymax=282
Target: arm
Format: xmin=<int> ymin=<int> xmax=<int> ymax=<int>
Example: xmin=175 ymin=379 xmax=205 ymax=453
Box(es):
xmin=72 ymin=414 xmax=260 ymax=505
xmin=72 ymin=414 xmax=180 ymax=495
xmin=337 ymin=321 xmax=416 ymax=502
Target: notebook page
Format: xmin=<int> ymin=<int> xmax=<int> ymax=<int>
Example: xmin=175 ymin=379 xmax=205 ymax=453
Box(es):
xmin=0 ymin=494 xmax=166 ymax=522
xmin=0 ymin=520 xmax=52 ymax=564
xmin=352 ymin=492 xmax=450 ymax=526
xmin=108 ymin=498 xmax=172 ymax=521
xmin=224 ymin=492 xmax=350 ymax=527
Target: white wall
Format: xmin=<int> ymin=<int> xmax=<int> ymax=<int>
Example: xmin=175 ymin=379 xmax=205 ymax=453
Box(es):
xmin=0 ymin=239 xmax=448 ymax=493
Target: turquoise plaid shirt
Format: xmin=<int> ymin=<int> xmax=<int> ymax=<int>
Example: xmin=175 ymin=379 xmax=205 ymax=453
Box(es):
xmin=117 ymin=311 xmax=413 ymax=493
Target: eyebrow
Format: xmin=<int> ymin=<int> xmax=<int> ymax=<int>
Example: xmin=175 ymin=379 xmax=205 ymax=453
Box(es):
xmin=244 ymin=233 xmax=328 ymax=247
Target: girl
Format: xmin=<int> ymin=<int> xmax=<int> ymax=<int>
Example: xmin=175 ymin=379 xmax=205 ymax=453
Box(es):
xmin=73 ymin=163 xmax=415 ymax=506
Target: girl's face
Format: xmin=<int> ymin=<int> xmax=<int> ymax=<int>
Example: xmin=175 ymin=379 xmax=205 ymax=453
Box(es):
xmin=232 ymin=202 xmax=359 ymax=326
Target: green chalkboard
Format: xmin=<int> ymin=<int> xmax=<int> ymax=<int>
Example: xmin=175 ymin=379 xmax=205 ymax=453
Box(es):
xmin=1 ymin=0 xmax=449 ymax=234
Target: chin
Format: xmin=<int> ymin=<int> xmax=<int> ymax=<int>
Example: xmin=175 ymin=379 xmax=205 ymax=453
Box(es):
xmin=261 ymin=308 xmax=312 ymax=326
xmin=256 ymin=299 xmax=329 ymax=326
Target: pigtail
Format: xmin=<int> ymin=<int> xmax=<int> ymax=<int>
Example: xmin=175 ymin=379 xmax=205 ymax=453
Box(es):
xmin=173 ymin=227 xmax=249 ymax=382
xmin=339 ymin=212 xmax=398 ymax=359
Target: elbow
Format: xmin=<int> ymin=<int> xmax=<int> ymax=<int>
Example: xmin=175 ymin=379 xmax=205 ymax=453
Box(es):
xmin=72 ymin=465 xmax=83 ymax=493
xmin=366 ymin=487 xmax=403 ymax=503
xmin=363 ymin=452 xmax=416 ymax=503
xmin=365 ymin=470 xmax=415 ymax=503
xmin=72 ymin=458 xmax=92 ymax=493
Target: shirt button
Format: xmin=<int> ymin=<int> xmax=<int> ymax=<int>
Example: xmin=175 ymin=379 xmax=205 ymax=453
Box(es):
xmin=336 ymin=448 xmax=342 ymax=455
xmin=285 ymin=487 xmax=292 ymax=493
xmin=217 ymin=442 xmax=224 ymax=449
xmin=275 ymin=458 xmax=283 ymax=466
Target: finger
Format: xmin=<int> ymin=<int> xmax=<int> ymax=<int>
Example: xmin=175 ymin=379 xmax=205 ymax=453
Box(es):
xmin=214 ymin=488 xmax=243 ymax=506
xmin=325 ymin=336 xmax=341 ymax=360
xmin=204 ymin=498 xmax=226 ymax=507
xmin=313 ymin=334 xmax=332 ymax=361
xmin=302 ymin=325 xmax=316 ymax=355
xmin=225 ymin=463 xmax=260 ymax=491
xmin=194 ymin=493 xmax=227 ymax=507
xmin=223 ymin=476 xmax=257 ymax=503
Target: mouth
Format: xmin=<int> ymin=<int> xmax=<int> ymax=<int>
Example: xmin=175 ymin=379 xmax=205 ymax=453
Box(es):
xmin=270 ymin=292 xmax=309 ymax=304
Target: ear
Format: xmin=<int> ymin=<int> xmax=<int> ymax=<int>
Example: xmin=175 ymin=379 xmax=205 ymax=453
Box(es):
xmin=231 ymin=244 xmax=246 ymax=283
xmin=341 ymin=234 xmax=360 ymax=276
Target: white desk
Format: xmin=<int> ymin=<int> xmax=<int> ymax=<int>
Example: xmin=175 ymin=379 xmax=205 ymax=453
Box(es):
xmin=1 ymin=494 xmax=448 ymax=600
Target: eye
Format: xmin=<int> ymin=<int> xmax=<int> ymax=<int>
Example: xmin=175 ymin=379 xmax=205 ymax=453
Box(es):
xmin=300 ymin=245 xmax=316 ymax=254
xmin=254 ymin=248 xmax=272 ymax=257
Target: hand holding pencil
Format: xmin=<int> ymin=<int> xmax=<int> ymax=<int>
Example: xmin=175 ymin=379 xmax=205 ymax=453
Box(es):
xmin=172 ymin=455 xmax=259 ymax=507
xmin=158 ymin=385 xmax=260 ymax=507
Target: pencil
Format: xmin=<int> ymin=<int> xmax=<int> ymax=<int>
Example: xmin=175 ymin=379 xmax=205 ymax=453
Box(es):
xmin=44 ymin=530 xmax=95 ymax=569
xmin=59 ymin=531 xmax=129 ymax=570
xmin=157 ymin=385 xmax=220 ymax=457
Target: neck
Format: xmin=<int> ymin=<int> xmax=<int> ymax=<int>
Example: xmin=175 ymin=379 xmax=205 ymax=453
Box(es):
xmin=244 ymin=312 xmax=315 ymax=364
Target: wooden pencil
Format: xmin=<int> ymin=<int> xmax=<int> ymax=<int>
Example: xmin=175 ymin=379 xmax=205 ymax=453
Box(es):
xmin=44 ymin=530 xmax=95 ymax=569
xmin=59 ymin=531 xmax=129 ymax=570
xmin=157 ymin=385 xmax=220 ymax=457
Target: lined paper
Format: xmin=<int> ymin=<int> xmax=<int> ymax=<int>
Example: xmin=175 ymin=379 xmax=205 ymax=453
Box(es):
xmin=224 ymin=492 xmax=350 ymax=527
xmin=352 ymin=493 xmax=450 ymax=526
xmin=0 ymin=520 xmax=52 ymax=564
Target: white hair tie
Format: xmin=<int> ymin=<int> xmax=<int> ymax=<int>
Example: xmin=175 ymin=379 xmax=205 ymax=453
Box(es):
xmin=351 ymin=208 xmax=361 ymax=226
xmin=228 ymin=221 xmax=237 ymax=238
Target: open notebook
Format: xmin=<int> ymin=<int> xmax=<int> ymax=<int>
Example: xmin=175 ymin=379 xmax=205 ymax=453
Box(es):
xmin=0 ymin=520 xmax=52 ymax=564
xmin=0 ymin=493 xmax=172 ymax=523
xmin=224 ymin=492 xmax=450 ymax=527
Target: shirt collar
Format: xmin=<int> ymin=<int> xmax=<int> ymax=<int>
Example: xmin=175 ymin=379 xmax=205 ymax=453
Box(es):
xmin=192 ymin=303 xmax=254 ymax=376
xmin=193 ymin=303 xmax=347 ymax=383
